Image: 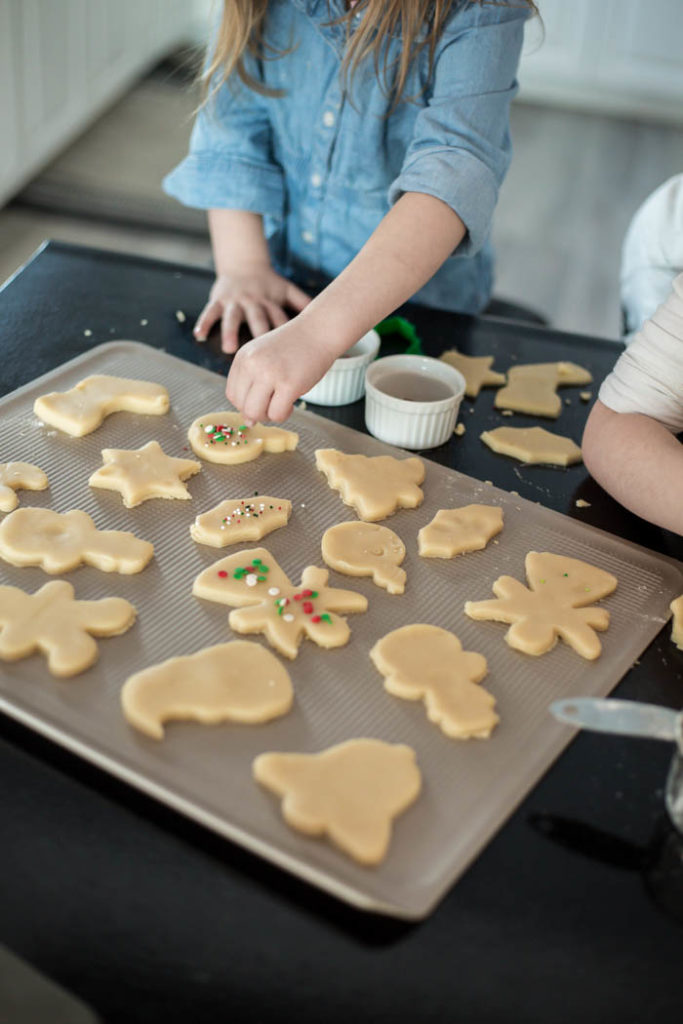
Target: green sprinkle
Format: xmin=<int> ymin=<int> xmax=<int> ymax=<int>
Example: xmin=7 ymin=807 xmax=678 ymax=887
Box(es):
xmin=258 ymin=575 xmax=266 ymax=582
xmin=239 ymin=425 xmax=247 ymax=431
xmin=310 ymin=591 xmax=318 ymax=598
xmin=320 ymin=613 xmax=332 ymax=624
xmin=563 ymin=572 xmax=569 ymax=577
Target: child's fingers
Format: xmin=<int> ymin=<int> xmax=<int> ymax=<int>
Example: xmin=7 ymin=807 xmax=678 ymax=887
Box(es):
xmin=285 ymin=282 xmax=312 ymax=312
xmin=263 ymin=300 xmax=289 ymax=329
xmin=267 ymin=387 xmax=296 ymax=424
xmin=194 ymin=299 xmax=223 ymax=341
xmin=221 ymin=302 xmax=243 ymax=353
xmin=241 ymin=380 xmax=276 ymax=426
xmin=242 ymin=300 xmax=271 ymax=341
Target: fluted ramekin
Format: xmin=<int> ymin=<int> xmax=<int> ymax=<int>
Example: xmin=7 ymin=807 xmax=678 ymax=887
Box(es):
xmin=302 ymin=329 xmax=380 ymax=406
xmin=364 ymin=354 xmax=466 ymax=450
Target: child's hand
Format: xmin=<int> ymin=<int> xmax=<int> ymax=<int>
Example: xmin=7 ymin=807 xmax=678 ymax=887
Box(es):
xmin=194 ymin=268 xmax=311 ymax=352
xmin=226 ymin=318 xmax=337 ymax=424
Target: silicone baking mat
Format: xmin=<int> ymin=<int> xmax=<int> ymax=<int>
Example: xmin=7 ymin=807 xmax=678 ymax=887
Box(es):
xmin=0 ymin=341 xmax=680 ymax=919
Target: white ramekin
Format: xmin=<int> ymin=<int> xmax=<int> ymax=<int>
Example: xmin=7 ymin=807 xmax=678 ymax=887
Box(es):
xmin=301 ymin=329 xmax=380 ymax=406
xmin=364 ymin=354 xmax=466 ymax=450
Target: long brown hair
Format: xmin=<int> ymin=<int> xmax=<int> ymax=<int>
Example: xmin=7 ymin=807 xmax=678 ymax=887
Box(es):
xmin=204 ymin=1 xmax=536 ymax=109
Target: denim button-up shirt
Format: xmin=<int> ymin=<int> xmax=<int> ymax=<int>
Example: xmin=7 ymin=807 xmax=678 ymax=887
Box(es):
xmin=164 ymin=0 xmax=526 ymax=313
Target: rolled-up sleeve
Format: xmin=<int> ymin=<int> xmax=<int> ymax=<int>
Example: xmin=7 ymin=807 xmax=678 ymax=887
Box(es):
xmin=163 ymin=62 xmax=284 ymax=220
xmin=388 ymin=5 xmax=526 ymax=256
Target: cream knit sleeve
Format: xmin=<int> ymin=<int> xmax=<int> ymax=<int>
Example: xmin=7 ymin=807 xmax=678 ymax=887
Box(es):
xmin=599 ymin=272 xmax=683 ymax=433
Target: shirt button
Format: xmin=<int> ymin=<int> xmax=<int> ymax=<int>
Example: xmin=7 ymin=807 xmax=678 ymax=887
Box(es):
xmin=322 ymin=110 xmax=335 ymax=127
xmin=310 ymin=172 xmax=322 ymax=188
xmin=302 ymin=230 xmax=315 ymax=244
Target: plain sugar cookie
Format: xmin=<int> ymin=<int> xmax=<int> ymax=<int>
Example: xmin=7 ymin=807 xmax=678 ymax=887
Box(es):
xmin=190 ymin=496 xmax=292 ymax=548
xmin=0 ymin=508 xmax=153 ymax=574
xmin=321 ymin=522 xmax=406 ymax=594
xmin=315 ymin=449 xmax=425 ymax=522
xmin=671 ymin=595 xmax=683 ymax=650
xmin=34 ymin=374 xmax=169 ymax=436
xmin=480 ymin=426 xmax=582 ymax=467
xmin=253 ymin=738 xmax=422 ymax=865
xmin=188 ymin=412 xmax=298 ymax=465
xmin=89 ymin=441 xmax=200 ymax=507
xmin=121 ymin=641 xmax=294 ymax=739
xmin=465 ymin=551 xmax=617 ymax=659
xmin=418 ymin=504 xmax=503 ymax=559
xmin=0 ymin=462 xmax=49 ymax=513
xmin=370 ymin=624 xmax=499 ymax=739
xmin=0 ymin=580 xmax=135 ymax=677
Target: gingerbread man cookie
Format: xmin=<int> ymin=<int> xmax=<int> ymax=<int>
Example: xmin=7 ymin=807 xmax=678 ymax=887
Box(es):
xmin=193 ymin=547 xmax=367 ymax=659
xmin=34 ymin=374 xmax=169 ymax=436
xmin=439 ymin=348 xmax=505 ymax=398
xmin=494 ymin=361 xmax=592 ymax=418
xmin=418 ymin=504 xmax=503 ymax=559
xmin=89 ymin=441 xmax=200 ymax=507
xmin=465 ymin=551 xmax=617 ymax=659
xmin=315 ymin=449 xmax=425 ymax=522
xmin=370 ymin=624 xmax=498 ymax=739
xmin=253 ymin=738 xmax=422 ymax=865
xmin=121 ymin=641 xmax=293 ymax=739
xmin=0 ymin=508 xmax=153 ymax=574
xmin=0 ymin=462 xmax=49 ymax=513
xmin=321 ymin=522 xmax=406 ymax=594
xmin=188 ymin=412 xmax=298 ymax=465
xmin=0 ymin=580 xmax=135 ymax=677
xmin=190 ymin=496 xmax=292 ymax=548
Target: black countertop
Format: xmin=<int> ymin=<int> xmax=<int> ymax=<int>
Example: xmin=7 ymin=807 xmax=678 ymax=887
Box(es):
xmin=1 ymin=242 xmax=682 ymax=1024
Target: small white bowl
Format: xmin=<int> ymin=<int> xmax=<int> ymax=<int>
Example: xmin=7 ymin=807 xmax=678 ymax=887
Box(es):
xmin=302 ymin=329 xmax=380 ymax=406
xmin=364 ymin=354 xmax=466 ymax=450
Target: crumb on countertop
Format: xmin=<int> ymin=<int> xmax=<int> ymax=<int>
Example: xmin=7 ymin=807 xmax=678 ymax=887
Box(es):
xmin=175 ymin=310 xmax=186 ymax=323
xmin=454 ymin=422 xmax=466 ymax=436
xmin=575 ymin=498 xmax=591 ymax=508
xmin=580 ymin=391 xmax=593 ymax=402
xmin=501 ymin=409 xmax=514 ymax=417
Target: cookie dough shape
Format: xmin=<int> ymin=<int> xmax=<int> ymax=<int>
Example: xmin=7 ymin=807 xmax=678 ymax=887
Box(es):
xmin=465 ymin=551 xmax=618 ymax=659
xmin=0 ymin=508 xmax=154 ymax=574
xmin=370 ymin=624 xmax=498 ymax=739
xmin=0 ymin=462 xmax=49 ymax=513
xmin=190 ymin=496 xmax=292 ymax=548
xmin=315 ymin=449 xmax=425 ymax=522
xmin=439 ymin=348 xmax=505 ymax=398
xmin=418 ymin=504 xmax=503 ymax=559
xmin=480 ymin=426 xmax=582 ymax=467
xmin=494 ymin=361 xmax=593 ymax=418
xmin=188 ymin=412 xmax=298 ymax=465
xmin=193 ymin=546 xmax=367 ymax=659
xmin=121 ymin=641 xmax=293 ymax=739
xmin=34 ymin=374 xmax=169 ymax=437
xmin=89 ymin=440 xmax=200 ymax=507
xmin=0 ymin=580 xmax=135 ymax=677
xmin=321 ymin=522 xmax=406 ymax=594
xmin=671 ymin=595 xmax=683 ymax=651
xmin=253 ymin=738 xmax=421 ymax=865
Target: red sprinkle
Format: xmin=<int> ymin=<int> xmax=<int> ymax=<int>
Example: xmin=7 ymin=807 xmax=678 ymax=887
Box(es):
xmin=302 ymin=589 xmax=313 ymax=598
xmin=218 ymin=570 xmax=228 ymax=578
xmin=293 ymin=593 xmax=302 ymax=601
xmin=303 ymin=601 xmax=314 ymax=614
xmin=311 ymin=615 xmax=321 ymax=624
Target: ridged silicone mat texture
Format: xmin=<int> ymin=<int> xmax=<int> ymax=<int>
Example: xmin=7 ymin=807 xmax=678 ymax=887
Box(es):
xmin=1 ymin=341 xmax=680 ymax=919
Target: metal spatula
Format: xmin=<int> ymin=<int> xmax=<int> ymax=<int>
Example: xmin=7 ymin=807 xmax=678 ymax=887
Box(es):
xmin=550 ymin=698 xmax=683 ymax=832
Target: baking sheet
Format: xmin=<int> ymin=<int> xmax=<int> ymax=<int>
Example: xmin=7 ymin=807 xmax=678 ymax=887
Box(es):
xmin=0 ymin=340 xmax=680 ymax=920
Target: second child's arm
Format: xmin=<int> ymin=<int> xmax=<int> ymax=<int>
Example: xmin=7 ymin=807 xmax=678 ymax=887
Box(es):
xmin=226 ymin=191 xmax=466 ymax=423
xmin=582 ymin=401 xmax=683 ymax=536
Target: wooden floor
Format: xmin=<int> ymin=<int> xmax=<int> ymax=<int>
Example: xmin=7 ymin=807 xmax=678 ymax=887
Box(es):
xmin=2 ymin=67 xmax=683 ymax=341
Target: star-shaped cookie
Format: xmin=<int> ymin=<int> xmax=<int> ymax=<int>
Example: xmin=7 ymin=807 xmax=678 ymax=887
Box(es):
xmin=439 ymin=348 xmax=506 ymax=398
xmin=89 ymin=441 xmax=201 ymax=507
xmin=465 ymin=551 xmax=618 ymax=659
xmin=34 ymin=374 xmax=169 ymax=436
xmin=370 ymin=624 xmax=498 ymax=739
xmin=193 ymin=546 xmax=368 ymax=659
xmin=418 ymin=504 xmax=503 ymax=559
xmin=315 ymin=449 xmax=425 ymax=522
xmin=0 ymin=462 xmax=49 ymax=512
xmin=0 ymin=580 xmax=136 ymax=677
xmin=188 ymin=412 xmax=298 ymax=465
xmin=253 ymin=738 xmax=422 ymax=865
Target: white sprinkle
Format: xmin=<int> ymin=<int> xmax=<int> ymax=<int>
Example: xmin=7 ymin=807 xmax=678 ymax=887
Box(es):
xmin=204 ymin=425 xmax=214 ymax=434
xmin=283 ymin=614 xmax=295 ymax=622
xmin=277 ymin=598 xmax=287 ymax=607
xmin=175 ymin=310 xmax=186 ymax=323
xmin=245 ymin=573 xmax=258 ymax=587
xmin=268 ymin=587 xmax=280 ymax=596
xmin=231 ymin=441 xmax=237 ymax=446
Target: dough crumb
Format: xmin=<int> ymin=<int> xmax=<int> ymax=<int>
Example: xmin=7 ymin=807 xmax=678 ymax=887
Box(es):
xmin=564 ymin=398 xmax=571 ymax=405
xmin=83 ymin=329 xmax=92 ymax=337
xmin=140 ymin=318 xmax=148 ymax=326
xmin=484 ymin=480 xmax=493 ymax=486
xmin=575 ymin=499 xmax=591 ymax=508
xmin=454 ymin=422 xmax=466 ymax=436
xmin=175 ymin=310 xmax=186 ymax=323
xmin=580 ymin=391 xmax=593 ymax=402
xmin=501 ymin=409 xmax=514 ymax=417
xmin=509 ymin=490 xmax=519 ymax=496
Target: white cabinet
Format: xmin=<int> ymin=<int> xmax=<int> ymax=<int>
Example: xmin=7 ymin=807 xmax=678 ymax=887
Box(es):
xmin=0 ymin=0 xmax=210 ymax=207
xmin=519 ymin=0 xmax=683 ymax=123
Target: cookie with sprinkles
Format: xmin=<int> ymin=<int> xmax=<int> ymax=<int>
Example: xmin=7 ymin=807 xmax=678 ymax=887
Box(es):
xmin=190 ymin=496 xmax=292 ymax=548
xmin=188 ymin=412 xmax=298 ymax=465
xmin=192 ymin=547 xmax=368 ymax=660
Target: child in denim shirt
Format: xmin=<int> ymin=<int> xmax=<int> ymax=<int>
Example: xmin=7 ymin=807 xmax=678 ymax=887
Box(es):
xmin=164 ymin=0 xmax=534 ymax=422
